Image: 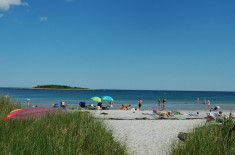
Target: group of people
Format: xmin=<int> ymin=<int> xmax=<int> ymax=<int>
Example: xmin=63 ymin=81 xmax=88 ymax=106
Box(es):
xmin=207 ymin=105 xmax=230 ymax=122
xmin=158 ymin=98 xmax=166 ymax=108
xmin=119 ymin=98 xmax=167 ymax=111
xmin=120 ymin=104 xmax=132 ymax=110
xmin=97 ymin=101 xmax=114 ymax=108
xmin=203 ymin=99 xmax=211 ymax=108
xmin=52 ymin=101 xmax=67 ymax=109
xmin=208 ymin=109 xmax=225 ymax=122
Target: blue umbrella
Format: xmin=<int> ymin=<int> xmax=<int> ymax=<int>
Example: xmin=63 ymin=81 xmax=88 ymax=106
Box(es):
xmin=102 ymin=96 xmax=114 ymax=101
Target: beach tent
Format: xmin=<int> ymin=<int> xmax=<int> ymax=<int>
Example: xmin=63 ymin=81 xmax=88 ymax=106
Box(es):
xmin=3 ymin=107 xmax=65 ymax=122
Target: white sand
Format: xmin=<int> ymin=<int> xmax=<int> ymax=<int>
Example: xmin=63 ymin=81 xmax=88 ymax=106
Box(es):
xmin=85 ymin=109 xmax=234 ymax=155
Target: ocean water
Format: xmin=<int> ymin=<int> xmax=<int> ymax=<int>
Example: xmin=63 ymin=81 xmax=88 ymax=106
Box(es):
xmin=0 ymin=88 xmax=235 ymax=110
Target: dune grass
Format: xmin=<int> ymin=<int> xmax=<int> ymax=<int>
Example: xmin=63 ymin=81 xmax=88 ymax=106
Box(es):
xmin=0 ymin=96 xmax=22 ymax=119
xmin=171 ymin=115 xmax=235 ymax=155
xmin=0 ymin=96 xmax=127 ymax=155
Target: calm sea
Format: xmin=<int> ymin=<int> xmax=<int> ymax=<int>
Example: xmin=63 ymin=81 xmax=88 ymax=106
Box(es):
xmin=1 ymin=88 xmax=235 ymax=110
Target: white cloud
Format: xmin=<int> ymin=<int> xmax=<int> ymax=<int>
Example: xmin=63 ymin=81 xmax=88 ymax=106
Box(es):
xmin=39 ymin=16 xmax=48 ymax=21
xmin=0 ymin=13 xmax=3 ymax=18
xmin=0 ymin=0 xmax=26 ymax=11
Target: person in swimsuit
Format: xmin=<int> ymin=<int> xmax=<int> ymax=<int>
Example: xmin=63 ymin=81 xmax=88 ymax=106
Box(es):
xmin=207 ymin=100 xmax=211 ymax=108
xmin=163 ymin=98 xmax=166 ymax=108
xmin=155 ymin=107 xmax=170 ymax=118
xmin=27 ymin=98 xmax=30 ymax=107
xmin=203 ymin=99 xmax=207 ymax=109
xmin=138 ymin=99 xmax=142 ymax=109
xmin=158 ymin=98 xmax=161 ymax=108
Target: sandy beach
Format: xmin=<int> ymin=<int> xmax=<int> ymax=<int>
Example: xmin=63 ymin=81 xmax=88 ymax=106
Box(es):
xmin=85 ymin=109 xmax=235 ymax=155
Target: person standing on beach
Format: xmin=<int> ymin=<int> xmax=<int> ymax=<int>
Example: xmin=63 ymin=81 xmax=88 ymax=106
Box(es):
xmin=138 ymin=99 xmax=142 ymax=109
xmin=204 ymin=99 xmax=207 ymax=109
xmin=207 ymin=100 xmax=211 ymax=108
xmin=158 ymin=98 xmax=161 ymax=108
xmin=163 ymin=98 xmax=166 ymax=108
xmin=27 ymin=98 xmax=30 ymax=107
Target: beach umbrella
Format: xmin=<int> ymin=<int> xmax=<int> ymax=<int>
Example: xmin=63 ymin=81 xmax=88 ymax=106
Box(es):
xmin=102 ymin=96 xmax=114 ymax=101
xmin=91 ymin=97 xmax=103 ymax=103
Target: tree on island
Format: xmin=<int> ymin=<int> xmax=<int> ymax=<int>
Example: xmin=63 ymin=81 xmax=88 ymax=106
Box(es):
xmin=33 ymin=84 xmax=88 ymax=89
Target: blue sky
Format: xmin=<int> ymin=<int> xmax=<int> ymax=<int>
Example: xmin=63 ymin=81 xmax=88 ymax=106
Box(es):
xmin=0 ymin=0 xmax=235 ymax=91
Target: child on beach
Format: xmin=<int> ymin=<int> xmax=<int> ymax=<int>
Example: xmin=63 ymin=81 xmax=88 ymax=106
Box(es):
xmin=61 ymin=101 xmax=67 ymax=109
xmin=203 ymin=99 xmax=207 ymax=109
xmin=27 ymin=98 xmax=30 ymax=107
xmin=207 ymin=109 xmax=215 ymax=122
xmin=207 ymin=100 xmax=211 ymax=108
xmin=108 ymin=101 xmax=114 ymax=108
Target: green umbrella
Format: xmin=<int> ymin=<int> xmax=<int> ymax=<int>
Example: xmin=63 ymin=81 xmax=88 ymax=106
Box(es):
xmin=91 ymin=97 xmax=103 ymax=103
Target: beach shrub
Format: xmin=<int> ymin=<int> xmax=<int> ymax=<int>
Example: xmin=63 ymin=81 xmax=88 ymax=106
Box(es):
xmin=0 ymin=97 xmax=127 ymax=155
xmin=171 ymin=116 xmax=235 ymax=155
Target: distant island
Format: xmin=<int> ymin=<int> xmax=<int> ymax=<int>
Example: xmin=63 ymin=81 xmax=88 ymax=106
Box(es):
xmin=33 ymin=85 xmax=89 ymax=90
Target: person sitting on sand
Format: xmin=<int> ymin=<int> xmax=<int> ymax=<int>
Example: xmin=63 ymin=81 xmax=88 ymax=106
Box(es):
xmin=207 ymin=109 xmax=215 ymax=122
xmin=126 ymin=105 xmax=131 ymax=110
xmin=108 ymin=101 xmax=115 ymax=108
xmin=120 ymin=104 xmax=125 ymax=110
xmin=218 ymin=111 xmax=224 ymax=118
xmin=97 ymin=102 xmax=102 ymax=108
xmin=214 ymin=111 xmax=225 ymax=122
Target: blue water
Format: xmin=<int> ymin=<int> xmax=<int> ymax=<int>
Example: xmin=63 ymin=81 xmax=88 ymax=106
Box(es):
xmin=1 ymin=88 xmax=235 ymax=110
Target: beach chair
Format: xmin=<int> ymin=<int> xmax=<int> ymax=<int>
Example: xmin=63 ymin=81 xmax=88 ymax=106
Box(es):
xmin=79 ymin=102 xmax=86 ymax=108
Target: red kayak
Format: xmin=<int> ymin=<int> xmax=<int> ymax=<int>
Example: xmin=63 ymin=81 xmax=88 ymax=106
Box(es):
xmin=3 ymin=109 xmax=26 ymax=122
xmin=3 ymin=107 xmax=65 ymax=122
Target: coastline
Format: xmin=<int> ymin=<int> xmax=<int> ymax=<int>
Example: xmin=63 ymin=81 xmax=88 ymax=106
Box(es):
xmin=0 ymin=87 xmax=97 ymax=91
xmin=30 ymin=88 xmax=97 ymax=91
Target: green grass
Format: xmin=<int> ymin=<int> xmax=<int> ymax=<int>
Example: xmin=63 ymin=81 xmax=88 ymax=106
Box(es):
xmin=0 ymin=96 xmax=22 ymax=119
xmin=171 ymin=115 xmax=235 ymax=155
xmin=0 ymin=96 xmax=127 ymax=155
